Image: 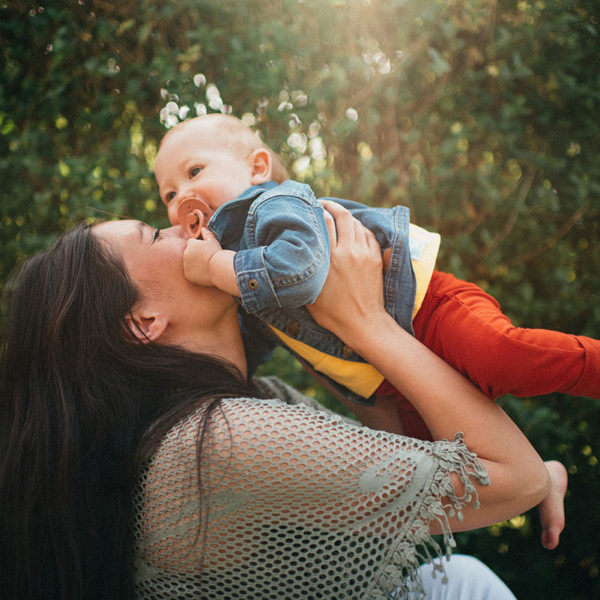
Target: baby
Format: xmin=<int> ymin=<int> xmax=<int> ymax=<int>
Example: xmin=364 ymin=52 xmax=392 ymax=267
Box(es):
xmin=155 ymin=114 xmax=593 ymax=549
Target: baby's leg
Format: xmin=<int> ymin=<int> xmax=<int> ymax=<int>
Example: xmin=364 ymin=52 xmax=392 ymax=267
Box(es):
xmin=413 ymin=271 xmax=600 ymax=400
xmin=539 ymin=460 xmax=568 ymax=550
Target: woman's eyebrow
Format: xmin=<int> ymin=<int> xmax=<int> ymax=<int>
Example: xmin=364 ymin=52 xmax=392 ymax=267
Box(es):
xmin=136 ymin=222 xmax=147 ymax=239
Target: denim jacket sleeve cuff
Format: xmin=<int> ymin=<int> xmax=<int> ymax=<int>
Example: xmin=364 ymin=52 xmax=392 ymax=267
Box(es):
xmin=234 ymin=248 xmax=281 ymax=313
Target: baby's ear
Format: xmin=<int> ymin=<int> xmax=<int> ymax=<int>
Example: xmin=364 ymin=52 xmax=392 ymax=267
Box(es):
xmin=248 ymin=148 xmax=272 ymax=184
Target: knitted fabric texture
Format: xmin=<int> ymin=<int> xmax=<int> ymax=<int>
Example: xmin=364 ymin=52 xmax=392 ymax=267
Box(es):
xmin=132 ymin=377 xmax=489 ymax=599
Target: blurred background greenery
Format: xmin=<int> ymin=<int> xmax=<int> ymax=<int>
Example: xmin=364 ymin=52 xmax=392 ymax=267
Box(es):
xmin=1 ymin=0 xmax=598 ymax=597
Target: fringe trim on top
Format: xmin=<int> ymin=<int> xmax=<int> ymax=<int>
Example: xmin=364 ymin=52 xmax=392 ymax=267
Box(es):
xmin=366 ymin=433 xmax=490 ymax=599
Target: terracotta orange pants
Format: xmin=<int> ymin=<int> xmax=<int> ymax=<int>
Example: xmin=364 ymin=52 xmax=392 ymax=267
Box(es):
xmin=376 ymin=271 xmax=600 ymax=440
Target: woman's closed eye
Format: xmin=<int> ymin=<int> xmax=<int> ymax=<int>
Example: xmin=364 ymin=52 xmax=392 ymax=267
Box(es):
xmin=152 ymin=229 xmax=161 ymax=243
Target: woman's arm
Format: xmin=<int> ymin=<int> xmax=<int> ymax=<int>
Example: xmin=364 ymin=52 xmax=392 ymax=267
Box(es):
xmin=308 ymin=201 xmax=549 ymax=532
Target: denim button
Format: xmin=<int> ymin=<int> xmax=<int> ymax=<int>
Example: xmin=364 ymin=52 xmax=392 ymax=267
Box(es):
xmin=248 ymin=278 xmax=259 ymax=290
xmin=343 ymin=345 xmax=354 ymax=359
xmin=287 ymin=322 xmax=300 ymax=337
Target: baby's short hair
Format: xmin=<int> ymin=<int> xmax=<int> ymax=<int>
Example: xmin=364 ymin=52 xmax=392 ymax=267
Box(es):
xmin=161 ymin=114 xmax=289 ymax=183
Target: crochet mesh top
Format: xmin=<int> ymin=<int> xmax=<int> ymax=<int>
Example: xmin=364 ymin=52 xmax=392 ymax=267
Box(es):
xmin=132 ymin=377 xmax=489 ymax=599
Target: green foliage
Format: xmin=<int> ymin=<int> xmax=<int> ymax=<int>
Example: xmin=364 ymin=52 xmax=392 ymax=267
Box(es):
xmin=2 ymin=0 xmax=599 ymax=597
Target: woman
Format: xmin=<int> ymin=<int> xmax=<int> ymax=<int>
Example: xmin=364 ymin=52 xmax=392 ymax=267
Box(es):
xmin=0 ymin=205 xmax=547 ymax=599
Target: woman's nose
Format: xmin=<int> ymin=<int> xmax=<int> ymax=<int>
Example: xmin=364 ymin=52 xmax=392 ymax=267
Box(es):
xmin=160 ymin=225 xmax=187 ymax=239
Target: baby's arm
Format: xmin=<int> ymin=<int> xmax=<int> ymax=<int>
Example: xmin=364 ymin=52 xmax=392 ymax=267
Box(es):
xmin=184 ymin=188 xmax=330 ymax=312
xmin=183 ymin=228 xmax=240 ymax=297
xmin=234 ymin=192 xmax=330 ymax=313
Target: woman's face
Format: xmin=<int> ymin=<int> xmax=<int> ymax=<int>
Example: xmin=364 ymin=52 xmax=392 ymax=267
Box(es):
xmin=93 ymin=220 xmax=238 ymax=345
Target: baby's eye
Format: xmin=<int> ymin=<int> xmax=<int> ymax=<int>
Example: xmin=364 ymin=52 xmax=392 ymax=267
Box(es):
xmin=189 ymin=166 xmax=202 ymax=178
xmin=165 ymin=191 xmax=176 ymax=204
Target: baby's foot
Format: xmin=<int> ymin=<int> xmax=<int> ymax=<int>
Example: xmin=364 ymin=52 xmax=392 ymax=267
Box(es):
xmin=538 ymin=460 xmax=568 ymax=550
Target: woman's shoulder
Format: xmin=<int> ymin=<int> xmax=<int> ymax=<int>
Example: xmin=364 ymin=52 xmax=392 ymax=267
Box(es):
xmin=251 ymin=375 xmax=359 ymax=419
xmin=149 ymin=377 xmax=354 ymax=461
xmin=253 ymin=375 xmax=321 ymax=406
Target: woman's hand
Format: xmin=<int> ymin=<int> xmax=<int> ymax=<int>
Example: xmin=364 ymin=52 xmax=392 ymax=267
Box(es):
xmin=308 ymin=201 xmax=386 ymax=347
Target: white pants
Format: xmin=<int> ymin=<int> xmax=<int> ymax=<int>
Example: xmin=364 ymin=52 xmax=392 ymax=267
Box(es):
xmin=408 ymin=554 xmax=518 ymax=600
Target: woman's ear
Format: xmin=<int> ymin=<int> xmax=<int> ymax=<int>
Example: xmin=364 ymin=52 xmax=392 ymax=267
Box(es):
xmin=126 ymin=309 xmax=169 ymax=343
xmin=248 ymin=148 xmax=273 ymax=184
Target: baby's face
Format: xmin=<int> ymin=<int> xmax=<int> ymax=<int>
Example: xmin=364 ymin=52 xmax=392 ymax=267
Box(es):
xmin=155 ymin=124 xmax=256 ymax=227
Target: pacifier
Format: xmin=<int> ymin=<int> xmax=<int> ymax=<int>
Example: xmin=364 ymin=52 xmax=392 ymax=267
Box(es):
xmin=177 ymin=198 xmax=212 ymax=239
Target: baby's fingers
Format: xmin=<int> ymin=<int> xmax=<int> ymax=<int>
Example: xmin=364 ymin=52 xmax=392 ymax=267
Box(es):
xmin=200 ymin=227 xmax=217 ymax=242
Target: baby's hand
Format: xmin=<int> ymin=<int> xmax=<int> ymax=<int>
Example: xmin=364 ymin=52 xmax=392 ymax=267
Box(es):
xmin=183 ymin=229 xmax=223 ymax=287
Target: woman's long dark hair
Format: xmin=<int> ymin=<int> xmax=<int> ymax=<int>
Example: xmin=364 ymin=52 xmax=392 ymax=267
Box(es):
xmin=0 ymin=223 xmax=254 ymax=599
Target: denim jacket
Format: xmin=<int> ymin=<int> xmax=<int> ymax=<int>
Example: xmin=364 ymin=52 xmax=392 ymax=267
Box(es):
xmin=208 ymin=180 xmax=420 ymax=404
